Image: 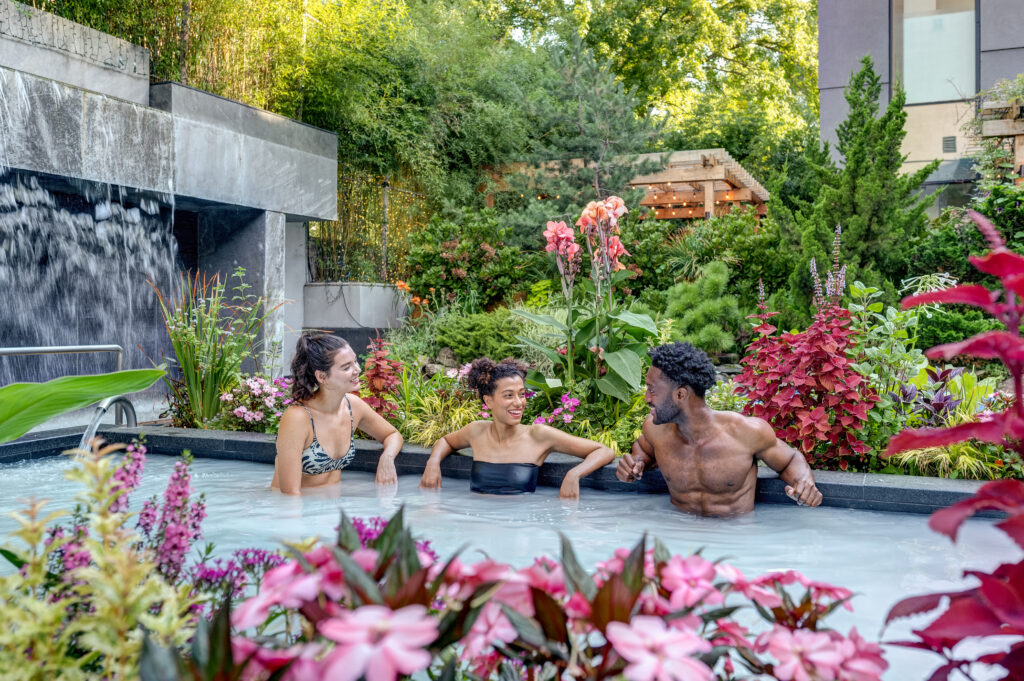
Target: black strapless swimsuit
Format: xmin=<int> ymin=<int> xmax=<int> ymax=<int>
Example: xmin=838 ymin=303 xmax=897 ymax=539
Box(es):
xmin=470 ymin=460 xmax=539 ymax=495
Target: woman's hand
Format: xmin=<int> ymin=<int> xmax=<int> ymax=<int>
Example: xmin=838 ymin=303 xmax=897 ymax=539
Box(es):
xmin=559 ymin=471 xmax=580 ymax=499
xmin=375 ymin=454 xmax=398 ymax=485
xmin=420 ymin=461 xmax=443 ymax=489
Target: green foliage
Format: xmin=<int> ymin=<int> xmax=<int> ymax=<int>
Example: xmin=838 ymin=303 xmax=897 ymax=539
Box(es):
xmin=434 ymin=308 xmax=525 ymax=364
xmin=663 ymin=262 xmax=742 ymax=354
xmin=917 ymin=309 xmax=1004 ymax=358
xmin=792 ymin=57 xmax=937 ymax=307
xmin=154 ymin=268 xmax=279 ymax=428
xmin=0 ymin=369 xmax=164 ymax=443
xmin=706 ymin=378 xmax=749 ymax=413
xmin=395 ymin=367 xmax=480 ymax=447
xmin=495 ymin=38 xmax=662 ymax=249
xmin=405 ymin=211 xmax=541 ymax=310
xmin=902 ymin=209 xmax=990 ymax=285
xmin=0 ymin=444 xmax=195 ymax=679
xmin=616 ymin=216 xmax=677 ymax=295
xmin=975 ymin=183 xmax=1024 ymax=250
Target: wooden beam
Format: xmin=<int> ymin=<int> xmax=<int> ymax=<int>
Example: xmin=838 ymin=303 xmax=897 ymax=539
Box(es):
xmin=703 ymin=180 xmax=714 ymax=219
xmin=630 ymin=165 xmax=728 ymax=186
xmin=981 ymin=119 xmax=1024 ymax=137
xmin=1017 ymin=135 xmax=1024 ymax=186
xmin=640 ymin=187 xmax=752 ymax=207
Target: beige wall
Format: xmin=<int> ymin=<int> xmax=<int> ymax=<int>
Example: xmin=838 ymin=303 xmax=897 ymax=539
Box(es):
xmin=901 ymin=101 xmax=973 ymax=174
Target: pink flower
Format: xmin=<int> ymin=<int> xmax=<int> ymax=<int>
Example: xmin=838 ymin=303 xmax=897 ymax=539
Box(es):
xmin=461 ymin=601 xmax=518 ymax=659
xmin=796 ymin=575 xmax=854 ymax=611
xmin=318 ymin=605 xmax=437 ymax=681
xmin=755 ymin=625 xmax=844 ymax=681
xmin=715 ymin=563 xmax=783 ymax=609
xmin=605 ymin=235 xmax=631 ymax=270
xmin=605 ymin=196 xmax=628 ymax=219
xmin=831 ymin=628 xmax=887 ymax=681
xmin=565 ymin=591 xmax=592 ymax=619
xmin=232 ymin=638 xmax=322 ymax=680
xmin=233 ymin=561 xmax=322 ymax=629
xmin=711 ymin=619 xmax=752 ymax=649
xmin=606 ymin=616 xmax=712 ymax=681
xmin=661 ymin=555 xmax=723 ymax=609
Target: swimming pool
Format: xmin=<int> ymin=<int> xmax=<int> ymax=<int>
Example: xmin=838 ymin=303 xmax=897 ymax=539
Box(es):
xmin=1 ymin=453 xmax=1017 ymax=680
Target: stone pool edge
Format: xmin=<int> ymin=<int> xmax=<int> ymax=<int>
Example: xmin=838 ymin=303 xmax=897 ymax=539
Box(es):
xmin=2 ymin=425 xmax=992 ymax=516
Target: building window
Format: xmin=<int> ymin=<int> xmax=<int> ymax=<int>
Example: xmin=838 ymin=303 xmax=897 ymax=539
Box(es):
xmin=893 ymin=0 xmax=976 ymax=104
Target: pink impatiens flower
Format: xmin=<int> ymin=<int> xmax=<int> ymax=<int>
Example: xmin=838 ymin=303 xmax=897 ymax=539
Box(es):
xmin=755 ymin=625 xmax=844 ymax=681
xmin=661 ymin=555 xmax=723 ymax=609
xmin=232 ymin=561 xmax=322 ymax=629
xmin=318 ymin=604 xmax=437 ymax=681
xmin=462 ymin=601 xmax=518 ymax=659
xmin=606 ymin=616 xmax=712 ymax=681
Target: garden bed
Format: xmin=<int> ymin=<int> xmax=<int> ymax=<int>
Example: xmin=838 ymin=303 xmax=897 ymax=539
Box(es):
xmin=2 ymin=425 xmax=989 ymax=515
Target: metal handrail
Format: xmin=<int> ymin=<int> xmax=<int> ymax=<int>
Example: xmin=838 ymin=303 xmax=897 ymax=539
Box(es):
xmin=0 ymin=344 xmax=128 ymax=424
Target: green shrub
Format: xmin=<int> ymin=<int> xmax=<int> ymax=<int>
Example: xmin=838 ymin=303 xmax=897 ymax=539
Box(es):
xmin=404 ymin=210 xmax=543 ymax=311
xmin=663 ymin=261 xmax=743 ymax=354
xmin=434 ymin=308 xmax=525 ymax=363
xmin=617 ymin=215 xmax=678 ymax=294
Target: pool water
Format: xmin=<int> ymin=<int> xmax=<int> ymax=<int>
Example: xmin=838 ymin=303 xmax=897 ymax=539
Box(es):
xmin=1 ymin=454 xmax=1018 ymax=680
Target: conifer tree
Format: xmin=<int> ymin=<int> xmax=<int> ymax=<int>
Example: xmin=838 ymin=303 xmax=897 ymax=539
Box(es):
xmin=664 ymin=261 xmax=742 ymax=354
xmin=495 ymin=38 xmax=662 ymax=248
xmin=790 ymin=56 xmax=938 ymax=307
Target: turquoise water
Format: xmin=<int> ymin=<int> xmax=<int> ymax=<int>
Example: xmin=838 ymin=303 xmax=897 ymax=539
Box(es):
xmin=1 ymin=453 xmax=1018 ymax=680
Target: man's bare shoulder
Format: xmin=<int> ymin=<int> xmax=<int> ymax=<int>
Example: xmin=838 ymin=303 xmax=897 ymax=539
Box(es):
xmin=640 ymin=414 xmax=676 ymax=441
xmin=713 ymin=410 xmax=777 ymax=448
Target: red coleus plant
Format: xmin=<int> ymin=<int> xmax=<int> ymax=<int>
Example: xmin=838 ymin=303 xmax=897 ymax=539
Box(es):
xmin=881 ymin=210 xmax=1024 ymax=680
xmin=361 ymin=337 xmax=402 ymax=421
xmin=884 ymin=480 xmax=1024 ymax=680
xmin=736 ymin=230 xmax=879 ymax=470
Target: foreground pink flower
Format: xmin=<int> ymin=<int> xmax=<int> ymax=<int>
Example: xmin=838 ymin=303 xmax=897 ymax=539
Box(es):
xmin=832 ymin=628 xmax=887 ymax=681
xmin=756 ymin=625 xmax=844 ymax=681
xmin=233 ymin=561 xmax=321 ymax=629
xmin=462 ymin=601 xmax=518 ymax=659
xmin=606 ymin=616 xmax=712 ymax=681
xmin=661 ymin=555 xmax=723 ymax=609
xmin=232 ymin=638 xmax=322 ymax=681
xmin=318 ymin=604 xmax=437 ymax=681
xmin=715 ymin=563 xmax=783 ymax=609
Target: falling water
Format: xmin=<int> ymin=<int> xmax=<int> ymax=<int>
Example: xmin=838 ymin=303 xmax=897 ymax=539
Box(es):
xmin=0 ymin=166 xmax=179 ymax=384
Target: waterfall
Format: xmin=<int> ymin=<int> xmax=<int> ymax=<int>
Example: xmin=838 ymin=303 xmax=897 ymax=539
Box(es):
xmin=0 ymin=167 xmax=179 ymax=384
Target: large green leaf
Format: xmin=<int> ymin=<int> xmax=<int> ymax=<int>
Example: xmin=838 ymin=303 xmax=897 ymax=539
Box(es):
xmin=602 ymin=349 xmax=643 ymax=391
xmin=596 ymin=373 xmax=633 ymax=403
xmin=511 ymin=309 xmax=568 ymax=332
xmin=0 ymin=368 xmax=165 ymax=443
xmin=609 ymin=310 xmax=658 ymax=337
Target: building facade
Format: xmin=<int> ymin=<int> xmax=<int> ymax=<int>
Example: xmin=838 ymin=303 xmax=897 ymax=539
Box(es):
xmin=818 ymin=0 xmax=1024 ymax=210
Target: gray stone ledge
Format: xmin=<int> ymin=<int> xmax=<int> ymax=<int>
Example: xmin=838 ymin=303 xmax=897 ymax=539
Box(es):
xmin=0 ymin=426 xmax=998 ymax=517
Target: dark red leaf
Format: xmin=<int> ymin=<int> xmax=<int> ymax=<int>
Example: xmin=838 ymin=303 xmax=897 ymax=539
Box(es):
xmin=902 ymin=285 xmax=998 ymax=314
xmin=926 ymin=331 xmax=1024 ymax=363
xmin=886 ymin=592 xmax=952 ymax=624
xmin=917 ymin=597 xmax=1004 ymax=640
xmin=929 ymin=479 xmax=1024 ymax=541
xmin=970 ymin=248 xmax=1024 ymax=280
xmin=885 ymin=419 xmax=1007 ymax=457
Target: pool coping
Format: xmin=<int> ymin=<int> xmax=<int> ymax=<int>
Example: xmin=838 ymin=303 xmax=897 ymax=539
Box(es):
xmin=2 ymin=425 xmax=997 ymax=516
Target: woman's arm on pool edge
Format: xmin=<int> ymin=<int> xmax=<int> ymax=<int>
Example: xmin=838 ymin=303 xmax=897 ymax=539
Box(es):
xmin=349 ymin=394 xmax=403 ymax=485
xmin=420 ymin=425 xmax=474 ymax=489
xmin=532 ymin=426 xmax=614 ymax=499
xmin=275 ymin=407 xmax=311 ymax=495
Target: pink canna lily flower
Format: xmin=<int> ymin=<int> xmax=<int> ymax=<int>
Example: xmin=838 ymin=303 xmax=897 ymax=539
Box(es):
xmin=318 ymin=604 xmax=437 ymax=681
xmin=606 ymin=616 xmax=713 ymax=681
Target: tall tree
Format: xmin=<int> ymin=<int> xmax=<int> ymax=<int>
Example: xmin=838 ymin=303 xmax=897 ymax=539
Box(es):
xmin=790 ymin=57 xmax=938 ymax=306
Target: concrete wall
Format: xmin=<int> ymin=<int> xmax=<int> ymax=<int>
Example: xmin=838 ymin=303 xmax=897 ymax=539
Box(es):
xmin=818 ymin=0 xmax=891 ymax=154
xmin=151 ymin=83 xmax=338 ymax=221
xmin=0 ymin=0 xmax=149 ymax=104
xmin=902 ymin=100 xmax=975 ymax=173
xmin=280 ymin=222 xmax=307 ymax=374
xmin=0 ymin=68 xmax=337 ymax=221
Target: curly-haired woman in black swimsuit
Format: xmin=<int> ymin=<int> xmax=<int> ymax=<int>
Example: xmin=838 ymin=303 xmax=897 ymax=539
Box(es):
xmin=419 ymin=357 xmax=614 ymax=498
xmin=272 ymin=334 xmax=402 ymax=494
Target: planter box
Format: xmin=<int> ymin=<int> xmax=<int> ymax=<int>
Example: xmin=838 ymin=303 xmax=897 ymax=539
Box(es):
xmin=303 ymin=282 xmax=408 ymax=330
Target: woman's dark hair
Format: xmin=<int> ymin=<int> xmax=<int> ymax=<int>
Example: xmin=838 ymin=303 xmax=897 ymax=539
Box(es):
xmin=648 ymin=342 xmax=717 ymax=398
xmin=291 ymin=334 xmax=351 ymax=402
xmin=466 ymin=357 xmax=528 ymax=399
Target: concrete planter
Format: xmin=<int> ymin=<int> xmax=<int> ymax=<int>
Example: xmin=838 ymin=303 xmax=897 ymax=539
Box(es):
xmin=303 ymin=282 xmax=408 ymax=332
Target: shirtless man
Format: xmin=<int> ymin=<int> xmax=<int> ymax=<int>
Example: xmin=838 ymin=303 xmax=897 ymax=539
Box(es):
xmin=616 ymin=342 xmax=822 ymax=516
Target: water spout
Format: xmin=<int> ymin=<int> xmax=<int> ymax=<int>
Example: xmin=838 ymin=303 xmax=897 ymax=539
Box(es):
xmin=78 ymin=395 xmax=137 ymax=452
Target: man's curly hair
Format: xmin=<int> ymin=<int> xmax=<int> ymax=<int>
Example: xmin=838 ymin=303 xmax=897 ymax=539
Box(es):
xmin=648 ymin=342 xmax=717 ymax=398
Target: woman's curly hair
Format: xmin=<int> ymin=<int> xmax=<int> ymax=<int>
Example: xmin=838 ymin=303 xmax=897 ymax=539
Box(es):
xmin=648 ymin=342 xmax=717 ymax=398
xmin=290 ymin=333 xmax=350 ymax=402
xmin=466 ymin=357 xmax=528 ymax=399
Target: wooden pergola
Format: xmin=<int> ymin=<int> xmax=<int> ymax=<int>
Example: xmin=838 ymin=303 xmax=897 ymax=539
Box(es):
xmin=628 ymin=149 xmax=769 ymax=220
xmin=979 ymin=98 xmax=1024 ymax=184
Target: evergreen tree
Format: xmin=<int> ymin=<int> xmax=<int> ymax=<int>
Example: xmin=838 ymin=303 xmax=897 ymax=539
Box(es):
xmin=790 ymin=57 xmax=938 ymax=307
xmin=494 ymin=38 xmax=663 ymax=248
xmin=664 ymin=261 xmax=742 ymax=355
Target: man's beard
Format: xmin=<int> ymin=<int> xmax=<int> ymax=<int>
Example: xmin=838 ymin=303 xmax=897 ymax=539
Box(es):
xmin=652 ymin=400 xmax=683 ymax=426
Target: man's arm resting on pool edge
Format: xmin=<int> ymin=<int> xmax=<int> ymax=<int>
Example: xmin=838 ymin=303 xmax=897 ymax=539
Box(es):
xmin=616 ymin=433 xmax=658 ymax=482
xmin=754 ymin=423 xmax=823 ymax=507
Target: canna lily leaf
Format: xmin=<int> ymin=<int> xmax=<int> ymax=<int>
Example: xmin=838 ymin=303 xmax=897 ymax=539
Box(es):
xmin=603 ymin=349 xmax=643 ymax=391
xmin=608 ymin=310 xmax=659 ymax=337
xmin=511 ymin=310 xmax=568 ymax=332
xmin=0 ymin=368 xmax=165 ymax=443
